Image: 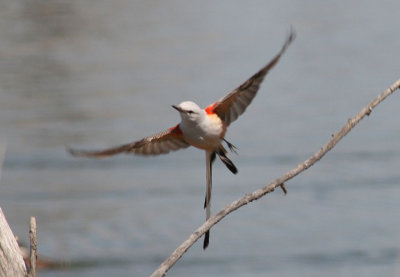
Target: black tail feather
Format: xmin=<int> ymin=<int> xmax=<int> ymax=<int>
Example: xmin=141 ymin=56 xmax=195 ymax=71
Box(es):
xmin=217 ymin=148 xmax=238 ymax=174
xmin=210 ymin=151 xmax=216 ymax=164
xmin=203 ymin=231 xmax=210 ymax=249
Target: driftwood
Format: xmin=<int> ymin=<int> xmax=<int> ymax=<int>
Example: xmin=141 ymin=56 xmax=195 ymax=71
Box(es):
xmin=0 ymin=143 xmax=27 ymax=277
xmin=0 ymin=208 xmax=27 ymax=277
xmin=0 ymin=144 xmax=37 ymax=277
xmin=150 ymin=78 xmax=400 ymax=277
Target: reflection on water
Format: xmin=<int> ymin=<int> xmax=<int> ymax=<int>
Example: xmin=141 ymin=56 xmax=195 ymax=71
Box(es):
xmin=1 ymin=1 xmax=400 ymax=277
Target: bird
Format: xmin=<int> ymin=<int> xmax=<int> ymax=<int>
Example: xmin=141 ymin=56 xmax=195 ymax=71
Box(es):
xmin=68 ymin=30 xmax=294 ymax=249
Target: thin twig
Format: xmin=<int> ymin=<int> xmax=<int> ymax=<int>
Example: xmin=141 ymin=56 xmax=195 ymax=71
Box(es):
xmin=150 ymin=78 xmax=400 ymax=277
xmin=280 ymin=183 xmax=288 ymax=194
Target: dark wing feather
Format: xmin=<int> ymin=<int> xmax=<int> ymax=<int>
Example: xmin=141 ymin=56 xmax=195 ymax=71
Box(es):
xmin=67 ymin=125 xmax=189 ymax=157
xmin=210 ymin=29 xmax=295 ymax=126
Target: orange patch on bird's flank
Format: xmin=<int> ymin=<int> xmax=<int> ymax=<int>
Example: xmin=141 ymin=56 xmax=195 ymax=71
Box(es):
xmin=170 ymin=124 xmax=183 ymax=135
xmin=205 ymin=102 xmax=218 ymax=115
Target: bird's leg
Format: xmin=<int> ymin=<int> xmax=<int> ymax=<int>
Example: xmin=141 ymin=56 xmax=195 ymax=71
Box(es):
xmin=223 ymin=138 xmax=238 ymax=155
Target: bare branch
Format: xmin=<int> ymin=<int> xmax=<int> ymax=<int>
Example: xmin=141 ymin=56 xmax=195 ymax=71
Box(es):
xmin=150 ymin=78 xmax=400 ymax=277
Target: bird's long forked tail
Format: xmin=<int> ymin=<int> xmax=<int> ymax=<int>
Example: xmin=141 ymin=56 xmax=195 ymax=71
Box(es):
xmin=204 ymin=151 xmax=216 ymax=249
xmin=203 ymin=147 xmax=237 ymax=249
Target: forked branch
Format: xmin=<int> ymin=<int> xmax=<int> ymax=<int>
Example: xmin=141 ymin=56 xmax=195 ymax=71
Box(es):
xmin=150 ymin=78 xmax=400 ymax=277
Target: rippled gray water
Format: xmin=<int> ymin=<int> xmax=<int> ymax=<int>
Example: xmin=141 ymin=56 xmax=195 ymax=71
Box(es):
xmin=1 ymin=1 xmax=400 ymax=276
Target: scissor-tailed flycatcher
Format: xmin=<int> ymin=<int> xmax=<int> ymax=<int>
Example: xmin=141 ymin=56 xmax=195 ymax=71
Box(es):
xmin=68 ymin=30 xmax=294 ymax=249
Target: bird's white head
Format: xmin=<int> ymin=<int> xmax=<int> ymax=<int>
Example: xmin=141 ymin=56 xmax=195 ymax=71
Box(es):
xmin=172 ymin=101 xmax=205 ymax=123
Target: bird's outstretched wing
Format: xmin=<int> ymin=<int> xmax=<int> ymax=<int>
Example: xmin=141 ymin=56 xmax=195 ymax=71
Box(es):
xmin=206 ymin=29 xmax=295 ymax=126
xmin=67 ymin=125 xmax=190 ymax=157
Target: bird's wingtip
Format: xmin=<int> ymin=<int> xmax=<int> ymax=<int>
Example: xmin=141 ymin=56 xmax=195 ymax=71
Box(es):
xmin=288 ymin=25 xmax=296 ymax=42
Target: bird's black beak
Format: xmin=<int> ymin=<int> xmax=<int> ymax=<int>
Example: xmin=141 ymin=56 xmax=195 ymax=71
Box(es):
xmin=172 ymin=105 xmax=182 ymax=112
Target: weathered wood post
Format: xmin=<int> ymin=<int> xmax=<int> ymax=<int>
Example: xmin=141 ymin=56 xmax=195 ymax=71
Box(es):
xmin=0 ymin=207 xmax=27 ymax=277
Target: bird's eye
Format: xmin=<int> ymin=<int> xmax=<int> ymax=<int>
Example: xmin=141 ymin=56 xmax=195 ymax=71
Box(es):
xmin=187 ymin=110 xmax=194 ymax=114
